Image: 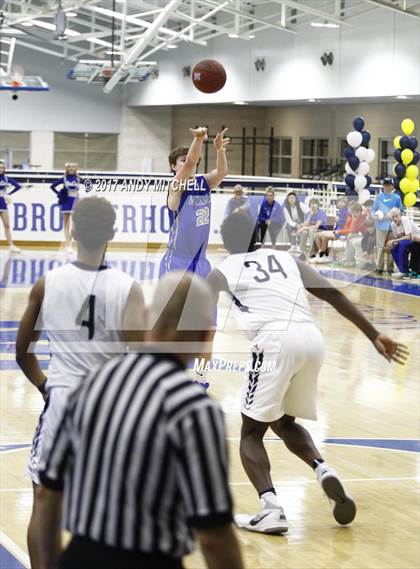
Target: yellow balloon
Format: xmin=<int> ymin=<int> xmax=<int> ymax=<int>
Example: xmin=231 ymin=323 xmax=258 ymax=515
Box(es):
xmin=404 ymin=192 xmax=417 ymax=208
xmin=406 ymin=164 xmax=419 ymax=180
xmin=393 ymin=136 xmax=401 ymax=149
xmin=401 ymin=148 xmax=414 ymax=165
xmin=408 ymin=178 xmax=419 ymax=193
xmin=400 ymin=177 xmax=411 ymax=193
xmin=401 ymin=118 xmax=415 ymax=136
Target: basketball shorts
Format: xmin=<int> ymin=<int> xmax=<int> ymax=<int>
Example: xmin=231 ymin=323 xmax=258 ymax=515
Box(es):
xmin=241 ymin=322 xmax=325 ymax=423
xmin=28 ymin=386 xmax=70 ymax=485
xmin=159 ymin=252 xmax=212 ymax=279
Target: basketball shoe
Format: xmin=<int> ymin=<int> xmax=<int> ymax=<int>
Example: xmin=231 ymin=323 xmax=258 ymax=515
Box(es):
xmin=315 ymin=463 xmax=356 ymax=525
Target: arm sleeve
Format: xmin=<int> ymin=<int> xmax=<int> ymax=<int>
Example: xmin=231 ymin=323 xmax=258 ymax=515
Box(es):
xmin=50 ymin=178 xmax=63 ymax=194
xmin=170 ymin=401 xmax=233 ymax=528
xmin=7 ymin=177 xmax=22 ymax=194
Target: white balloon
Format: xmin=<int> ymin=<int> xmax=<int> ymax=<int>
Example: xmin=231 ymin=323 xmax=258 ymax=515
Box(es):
xmin=365 ymin=148 xmax=375 ymax=163
xmin=355 ymin=175 xmax=367 ymax=191
xmin=358 ymin=161 xmax=370 ymax=176
xmin=358 ymin=189 xmax=371 ymax=204
xmin=355 ymin=147 xmax=367 ymax=161
xmin=345 ymin=162 xmax=356 ymax=174
xmin=347 ymin=131 xmax=363 ymax=148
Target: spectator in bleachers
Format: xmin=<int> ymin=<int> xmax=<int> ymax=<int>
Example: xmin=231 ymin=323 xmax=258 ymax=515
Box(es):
xmin=297 ymin=197 xmax=328 ymax=258
xmin=409 ymin=234 xmax=420 ymax=276
xmin=256 ymin=187 xmax=284 ymax=246
xmin=371 ymin=177 xmax=403 ymax=274
xmin=310 ymin=196 xmax=350 ymax=263
xmin=224 ymin=184 xmax=248 ymax=219
xmin=360 ymin=220 xmax=377 ymax=270
xmin=386 ymin=208 xmax=419 ymax=278
xmin=343 ymin=203 xmax=369 ymax=267
xmin=283 ymin=192 xmax=308 ymax=250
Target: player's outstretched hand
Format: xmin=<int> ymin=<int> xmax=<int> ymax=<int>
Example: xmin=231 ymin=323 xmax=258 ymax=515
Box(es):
xmin=214 ymin=128 xmax=230 ymax=151
xmin=190 ymin=126 xmax=208 ymax=140
xmin=373 ymin=334 xmax=409 ymax=365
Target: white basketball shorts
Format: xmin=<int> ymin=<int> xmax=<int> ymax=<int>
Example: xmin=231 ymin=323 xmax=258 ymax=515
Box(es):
xmin=28 ymin=386 xmax=70 ymax=485
xmin=241 ymin=322 xmax=325 ymax=423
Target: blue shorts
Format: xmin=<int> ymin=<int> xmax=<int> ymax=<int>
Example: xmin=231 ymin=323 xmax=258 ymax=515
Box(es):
xmin=159 ymin=252 xmax=212 ymax=279
xmin=0 ymin=197 xmax=7 ymax=211
xmin=60 ymin=196 xmax=78 ymax=213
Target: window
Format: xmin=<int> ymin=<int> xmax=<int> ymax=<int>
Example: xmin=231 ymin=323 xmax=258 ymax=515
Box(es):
xmin=300 ymin=138 xmax=329 ymax=177
xmin=337 ymin=138 xmax=347 ymax=175
xmin=379 ymin=139 xmax=394 ymax=178
xmin=270 ymin=137 xmax=292 ymax=176
xmin=54 ymin=132 xmax=118 ymax=171
xmin=0 ymin=131 xmax=30 ymax=168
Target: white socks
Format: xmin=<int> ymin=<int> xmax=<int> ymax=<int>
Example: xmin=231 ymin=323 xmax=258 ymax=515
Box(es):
xmin=260 ymin=491 xmax=281 ymax=511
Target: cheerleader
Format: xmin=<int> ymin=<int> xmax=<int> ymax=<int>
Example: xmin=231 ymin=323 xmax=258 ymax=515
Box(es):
xmin=0 ymin=160 xmax=22 ymax=253
xmin=50 ymin=162 xmax=83 ymax=254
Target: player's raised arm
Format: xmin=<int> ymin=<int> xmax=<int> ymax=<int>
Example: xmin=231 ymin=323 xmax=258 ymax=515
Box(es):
xmin=205 ymin=128 xmax=230 ymax=189
xmin=16 ymin=277 xmax=48 ymax=398
xmin=167 ymin=127 xmax=208 ymax=212
xmin=295 ymin=260 xmax=409 ymax=365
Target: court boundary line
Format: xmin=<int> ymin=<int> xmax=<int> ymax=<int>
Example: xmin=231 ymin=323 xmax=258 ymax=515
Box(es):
xmin=0 ymin=530 xmax=29 ymax=568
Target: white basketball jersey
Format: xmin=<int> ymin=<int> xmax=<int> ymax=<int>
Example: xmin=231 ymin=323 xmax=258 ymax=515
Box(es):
xmin=217 ymin=249 xmax=314 ymax=338
xmin=41 ymin=262 xmax=135 ymax=388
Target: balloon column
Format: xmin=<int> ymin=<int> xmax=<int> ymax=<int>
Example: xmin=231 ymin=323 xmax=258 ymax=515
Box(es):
xmin=393 ymin=118 xmax=419 ymax=208
xmin=344 ymin=116 xmax=375 ymax=203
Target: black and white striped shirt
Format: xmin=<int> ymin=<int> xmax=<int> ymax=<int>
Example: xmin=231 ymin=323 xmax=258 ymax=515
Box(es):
xmin=39 ymin=352 xmax=233 ymax=558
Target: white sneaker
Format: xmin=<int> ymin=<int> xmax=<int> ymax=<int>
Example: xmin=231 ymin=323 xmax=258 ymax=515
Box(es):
xmin=316 ymin=464 xmax=356 ymax=525
xmin=8 ymin=245 xmax=21 ymax=254
xmin=316 ymin=256 xmax=331 ymax=264
xmin=308 ymin=256 xmax=319 ymax=264
xmin=392 ymin=272 xmax=404 ymax=279
xmin=234 ymin=507 xmax=288 ymax=535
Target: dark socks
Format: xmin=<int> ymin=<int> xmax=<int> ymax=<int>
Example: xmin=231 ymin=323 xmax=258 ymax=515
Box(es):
xmin=312 ymin=458 xmax=325 ymax=470
xmin=259 ymin=487 xmax=276 ymax=498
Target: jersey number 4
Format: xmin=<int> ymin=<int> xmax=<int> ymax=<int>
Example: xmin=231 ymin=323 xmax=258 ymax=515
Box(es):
xmin=244 ymin=255 xmax=287 ymax=283
xmin=76 ymin=295 xmax=96 ymax=339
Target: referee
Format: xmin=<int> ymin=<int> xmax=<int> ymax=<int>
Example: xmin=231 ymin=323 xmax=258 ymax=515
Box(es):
xmin=36 ymin=272 xmax=244 ymax=569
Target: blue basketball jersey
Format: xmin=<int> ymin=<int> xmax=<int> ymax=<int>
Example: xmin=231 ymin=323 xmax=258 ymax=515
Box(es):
xmin=166 ymin=175 xmax=211 ymax=260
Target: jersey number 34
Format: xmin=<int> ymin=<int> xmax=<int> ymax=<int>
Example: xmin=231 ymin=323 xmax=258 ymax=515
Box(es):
xmin=244 ymin=255 xmax=287 ymax=283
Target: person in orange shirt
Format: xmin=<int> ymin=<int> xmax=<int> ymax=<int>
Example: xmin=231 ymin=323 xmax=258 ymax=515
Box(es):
xmin=343 ymin=203 xmax=369 ymax=267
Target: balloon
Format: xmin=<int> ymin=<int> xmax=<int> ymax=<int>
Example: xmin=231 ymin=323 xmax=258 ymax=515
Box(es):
xmin=347 ymin=131 xmax=363 ymax=148
xmin=345 ymin=162 xmax=356 ymax=174
xmin=394 ymin=149 xmax=402 ymax=162
xmin=406 ymin=164 xmax=419 ymax=180
xmin=412 ymin=151 xmax=420 ymax=165
xmin=401 ymin=148 xmax=414 ymax=165
xmin=401 ymin=118 xmax=415 ymax=136
xmin=365 ymin=148 xmax=375 ymax=163
xmin=408 ymin=178 xmax=419 ymax=192
xmin=408 ymin=137 xmax=418 ymax=151
xmin=395 ymin=163 xmax=406 ymax=179
xmin=365 ymin=175 xmax=372 ymax=188
xmin=393 ymin=177 xmax=399 ymax=190
xmin=358 ymin=161 xmax=369 ymax=176
xmin=404 ymin=192 xmax=417 ymax=208
xmin=355 ymin=146 xmax=367 ymax=161
xmin=400 ymin=177 xmax=411 ymax=193
xmin=353 ymin=116 xmax=365 ymax=132
xmin=400 ymin=136 xmax=411 ymax=149
xmin=358 ymin=189 xmax=371 ymax=204
xmin=348 ymin=156 xmax=360 ymax=171
xmin=345 ymin=174 xmax=355 ymax=189
xmin=355 ymin=175 xmax=367 ymax=191
xmin=344 ymin=147 xmax=355 ymax=159
xmin=361 ymin=130 xmax=371 ymax=148
xmin=393 ymin=136 xmax=401 ymax=149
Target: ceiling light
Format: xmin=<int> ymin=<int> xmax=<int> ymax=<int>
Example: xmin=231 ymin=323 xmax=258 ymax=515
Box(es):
xmin=308 ymin=98 xmax=317 ymax=102
xmin=66 ymin=12 xmax=78 ymax=18
xmin=310 ymin=21 xmax=339 ymax=28
xmin=21 ymin=21 xmax=34 ymax=27
xmin=248 ymin=34 xmax=255 ymax=39
xmin=1 ymin=28 xmax=25 ymax=34
xmin=228 ymin=33 xmax=239 ymax=38
xmin=106 ymin=50 xmax=122 ymax=55
xmin=396 ymin=95 xmax=409 ymax=99
xmin=234 ymin=101 xmax=248 ymax=105
xmin=167 ymin=44 xmax=177 ymax=49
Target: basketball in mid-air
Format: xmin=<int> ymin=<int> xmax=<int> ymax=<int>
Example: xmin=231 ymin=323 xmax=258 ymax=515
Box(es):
xmin=192 ymin=60 xmax=226 ymax=93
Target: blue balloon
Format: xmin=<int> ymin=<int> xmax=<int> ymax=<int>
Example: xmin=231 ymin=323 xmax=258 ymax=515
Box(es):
xmin=412 ymin=151 xmax=420 ymax=165
xmin=395 ymin=163 xmax=406 ymax=179
xmin=352 ymin=116 xmax=365 ymax=132
xmin=348 ymin=156 xmax=360 ymax=171
xmin=345 ymin=174 xmax=355 ymax=189
xmin=394 ymin=149 xmax=402 ymax=162
xmin=408 ymin=137 xmax=418 ymax=151
xmin=400 ymin=136 xmax=411 ymax=149
xmin=393 ymin=177 xmax=400 ymax=190
xmin=344 ymin=147 xmax=355 ymax=159
xmin=365 ymin=175 xmax=372 ymax=188
xmin=361 ymin=131 xmax=371 ymax=148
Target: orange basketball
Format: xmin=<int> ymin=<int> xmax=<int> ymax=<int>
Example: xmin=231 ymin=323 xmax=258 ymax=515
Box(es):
xmin=192 ymin=60 xmax=226 ymax=94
